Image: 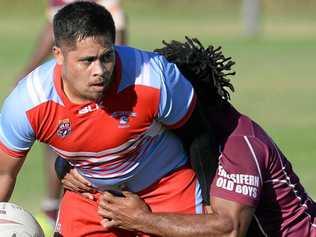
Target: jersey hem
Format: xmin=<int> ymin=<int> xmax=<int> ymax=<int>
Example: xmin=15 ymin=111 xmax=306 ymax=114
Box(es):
xmin=0 ymin=142 xmax=26 ymax=158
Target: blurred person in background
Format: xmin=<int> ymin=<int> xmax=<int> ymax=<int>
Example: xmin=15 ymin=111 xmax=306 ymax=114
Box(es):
xmin=16 ymin=0 xmax=127 ymax=228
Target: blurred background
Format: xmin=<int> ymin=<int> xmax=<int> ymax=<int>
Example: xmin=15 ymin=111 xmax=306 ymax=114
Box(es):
xmin=0 ymin=0 xmax=315 ymax=214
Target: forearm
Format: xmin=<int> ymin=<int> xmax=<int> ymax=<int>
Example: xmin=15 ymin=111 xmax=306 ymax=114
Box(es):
xmin=0 ymin=174 xmax=17 ymax=201
xmin=0 ymin=152 xmax=25 ymax=202
xmin=98 ymin=192 xmax=252 ymax=236
xmin=133 ymin=212 xmax=236 ymax=237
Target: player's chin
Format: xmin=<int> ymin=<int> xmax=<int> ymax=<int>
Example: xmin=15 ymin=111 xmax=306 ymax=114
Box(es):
xmin=85 ymin=91 xmax=104 ymax=102
xmin=89 ymin=87 xmax=105 ymax=96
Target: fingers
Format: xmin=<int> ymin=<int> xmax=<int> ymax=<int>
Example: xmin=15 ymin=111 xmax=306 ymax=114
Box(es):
xmin=61 ymin=169 xmax=94 ymax=193
xmin=81 ymin=192 xmax=95 ymax=200
xmin=100 ymin=218 xmax=119 ymax=229
xmin=122 ymin=191 xmax=137 ymax=198
xmin=98 ymin=206 xmax=127 ymax=230
xmin=97 ymin=204 xmax=113 ymax=218
xmin=98 ymin=204 xmax=109 ymax=215
xmin=70 ymin=168 xmax=92 ymax=186
xmin=97 ymin=191 xmax=148 ymax=232
xmin=97 ymin=202 xmax=118 ymax=227
xmin=100 ymin=191 xmax=125 ymax=204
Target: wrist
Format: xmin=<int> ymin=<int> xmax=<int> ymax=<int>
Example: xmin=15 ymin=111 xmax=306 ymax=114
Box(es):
xmin=132 ymin=211 xmax=156 ymax=234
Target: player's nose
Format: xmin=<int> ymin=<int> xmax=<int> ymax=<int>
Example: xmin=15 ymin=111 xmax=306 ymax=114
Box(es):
xmin=91 ymin=60 xmax=105 ymax=76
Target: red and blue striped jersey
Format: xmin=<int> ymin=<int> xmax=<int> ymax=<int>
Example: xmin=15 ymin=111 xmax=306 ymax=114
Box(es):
xmin=0 ymin=46 xmax=196 ymax=192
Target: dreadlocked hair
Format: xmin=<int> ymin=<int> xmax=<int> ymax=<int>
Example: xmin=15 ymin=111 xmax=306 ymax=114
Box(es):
xmin=154 ymin=36 xmax=235 ymax=106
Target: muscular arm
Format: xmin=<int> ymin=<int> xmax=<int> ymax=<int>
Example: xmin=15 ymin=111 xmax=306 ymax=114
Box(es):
xmin=0 ymin=150 xmax=25 ymax=201
xmin=98 ymin=192 xmax=254 ymax=237
xmin=138 ymin=198 xmax=253 ymax=237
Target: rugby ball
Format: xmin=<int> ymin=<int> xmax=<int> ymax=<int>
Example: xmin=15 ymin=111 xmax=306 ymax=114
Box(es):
xmin=0 ymin=202 xmax=44 ymax=237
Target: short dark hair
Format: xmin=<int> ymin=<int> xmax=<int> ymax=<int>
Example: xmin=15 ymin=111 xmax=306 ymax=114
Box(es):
xmin=53 ymin=1 xmax=116 ymax=48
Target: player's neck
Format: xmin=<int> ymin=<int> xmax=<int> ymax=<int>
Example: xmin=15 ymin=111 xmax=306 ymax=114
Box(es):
xmin=62 ymin=80 xmax=100 ymax=105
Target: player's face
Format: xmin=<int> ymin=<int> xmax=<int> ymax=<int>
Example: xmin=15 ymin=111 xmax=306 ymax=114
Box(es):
xmin=53 ymin=36 xmax=116 ymax=104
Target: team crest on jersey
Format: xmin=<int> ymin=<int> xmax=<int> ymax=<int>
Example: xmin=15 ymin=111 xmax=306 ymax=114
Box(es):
xmin=57 ymin=119 xmax=72 ymax=137
xmin=111 ymin=111 xmax=136 ymax=128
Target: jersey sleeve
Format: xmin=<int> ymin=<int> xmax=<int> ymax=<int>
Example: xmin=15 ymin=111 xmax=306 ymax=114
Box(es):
xmin=0 ymin=84 xmax=36 ymax=158
xmin=155 ymin=55 xmax=196 ymax=128
xmin=210 ymin=136 xmax=267 ymax=207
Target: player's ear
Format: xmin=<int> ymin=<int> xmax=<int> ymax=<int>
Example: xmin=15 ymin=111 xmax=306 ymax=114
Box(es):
xmin=53 ymin=46 xmax=64 ymax=65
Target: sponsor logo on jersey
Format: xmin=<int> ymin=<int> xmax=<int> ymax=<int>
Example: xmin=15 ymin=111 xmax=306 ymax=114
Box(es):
xmin=216 ymin=165 xmax=259 ymax=199
xmin=78 ymin=104 xmax=101 ymax=115
xmin=57 ymin=119 xmax=71 ymax=137
xmin=111 ymin=111 xmax=136 ymax=128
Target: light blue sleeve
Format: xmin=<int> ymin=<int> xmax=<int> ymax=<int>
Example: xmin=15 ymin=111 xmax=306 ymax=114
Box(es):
xmin=156 ymin=55 xmax=195 ymax=127
xmin=0 ymin=82 xmax=35 ymax=155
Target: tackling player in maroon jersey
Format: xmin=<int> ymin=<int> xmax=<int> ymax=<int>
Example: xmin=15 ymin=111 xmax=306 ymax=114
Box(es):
xmin=62 ymin=37 xmax=316 ymax=236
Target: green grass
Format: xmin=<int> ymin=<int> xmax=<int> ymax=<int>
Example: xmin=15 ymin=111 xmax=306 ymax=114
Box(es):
xmin=0 ymin=0 xmax=315 ymax=213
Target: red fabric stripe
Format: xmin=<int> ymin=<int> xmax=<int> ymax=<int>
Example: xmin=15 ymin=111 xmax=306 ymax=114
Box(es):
xmin=0 ymin=142 xmax=26 ymax=158
xmin=0 ymin=219 xmax=21 ymax=224
xmin=167 ymin=93 xmax=197 ymax=129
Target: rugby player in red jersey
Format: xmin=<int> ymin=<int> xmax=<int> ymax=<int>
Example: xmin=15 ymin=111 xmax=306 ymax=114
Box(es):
xmin=0 ymin=2 xmax=213 ymax=236
xmin=16 ymin=0 xmax=127 ymax=225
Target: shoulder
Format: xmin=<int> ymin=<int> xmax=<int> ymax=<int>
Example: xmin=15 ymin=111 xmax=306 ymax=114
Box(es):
xmin=115 ymin=45 xmax=166 ymax=69
xmin=222 ymin=135 xmax=267 ymax=172
xmin=226 ymin=113 xmax=273 ymax=149
xmin=115 ymin=46 xmax=169 ymax=91
xmin=220 ymin=114 xmax=276 ymax=178
xmin=14 ymin=60 xmax=57 ymax=107
xmin=225 ymin=116 xmax=267 ymax=157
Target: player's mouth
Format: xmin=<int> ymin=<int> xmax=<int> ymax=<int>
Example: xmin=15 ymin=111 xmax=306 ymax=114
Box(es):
xmin=90 ymin=82 xmax=105 ymax=91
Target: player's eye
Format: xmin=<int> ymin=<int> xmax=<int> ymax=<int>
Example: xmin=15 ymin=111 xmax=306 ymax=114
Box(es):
xmin=80 ymin=57 xmax=95 ymax=65
xmin=84 ymin=58 xmax=94 ymax=63
xmin=100 ymin=51 xmax=114 ymax=63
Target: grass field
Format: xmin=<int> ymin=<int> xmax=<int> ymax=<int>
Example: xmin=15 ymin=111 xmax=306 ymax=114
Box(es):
xmin=0 ymin=0 xmax=315 ymax=214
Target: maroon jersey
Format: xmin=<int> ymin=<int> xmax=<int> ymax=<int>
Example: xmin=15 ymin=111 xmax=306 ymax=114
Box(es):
xmin=47 ymin=0 xmax=125 ymax=30
xmin=210 ymin=105 xmax=316 ymax=236
xmin=49 ymin=0 xmax=74 ymax=7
